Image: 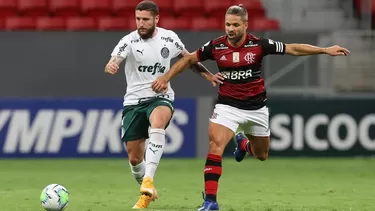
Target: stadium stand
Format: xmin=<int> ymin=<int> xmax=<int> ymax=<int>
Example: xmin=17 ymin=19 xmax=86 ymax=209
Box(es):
xmin=0 ymin=0 xmax=17 ymax=17
xmin=0 ymin=0 xmax=279 ymax=31
xmin=36 ymin=16 xmax=65 ymax=30
xmin=49 ymin=0 xmax=81 ymax=17
xmin=0 ymin=0 xmax=373 ymax=31
xmin=263 ymin=0 xmax=357 ymax=31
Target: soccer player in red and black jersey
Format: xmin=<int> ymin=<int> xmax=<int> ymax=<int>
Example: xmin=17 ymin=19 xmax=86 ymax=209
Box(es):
xmin=152 ymin=4 xmax=350 ymax=211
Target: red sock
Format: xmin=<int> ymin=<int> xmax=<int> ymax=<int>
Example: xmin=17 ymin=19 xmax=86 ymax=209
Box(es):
xmin=239 ymin=138 xmax=254 ymax=156
xmin=204 ymin=153 xmax=222 ymax=202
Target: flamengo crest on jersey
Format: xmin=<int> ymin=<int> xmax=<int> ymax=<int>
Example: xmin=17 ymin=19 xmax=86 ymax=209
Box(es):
xmin=111 ymin=27 xmax=185 ymax=106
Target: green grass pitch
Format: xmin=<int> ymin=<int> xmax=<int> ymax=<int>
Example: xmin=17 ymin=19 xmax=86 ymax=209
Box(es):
xmin=0 ymin=158 xmax=374 ymax=211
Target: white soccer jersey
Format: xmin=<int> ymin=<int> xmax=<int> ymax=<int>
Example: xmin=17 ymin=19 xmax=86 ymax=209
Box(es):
xmin=111 ymin=27 xmax=185 ymax=106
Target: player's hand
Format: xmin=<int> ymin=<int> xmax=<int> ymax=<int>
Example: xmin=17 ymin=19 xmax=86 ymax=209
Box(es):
xmin=325 ymin=45 xmax=350 ymax=56
xmin=152 ymin=76 xmax=169 ymax=93
xmin=210 ymin=72 xmax=225 ymax=87
xmin=105 ymin=62 xmax=119 ymax=75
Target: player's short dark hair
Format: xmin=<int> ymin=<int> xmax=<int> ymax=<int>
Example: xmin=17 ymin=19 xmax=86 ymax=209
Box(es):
xmin=135 ymin=0 xmax=159 ymax=16
xmin=226 ymin=4 xmax=248 ymax=22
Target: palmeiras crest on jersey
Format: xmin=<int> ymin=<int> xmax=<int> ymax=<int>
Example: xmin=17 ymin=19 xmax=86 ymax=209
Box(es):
xmin=244 ymin=52 xmax=256 ymax=64
xmin=160 ymin=47 xmax=170 ymax=59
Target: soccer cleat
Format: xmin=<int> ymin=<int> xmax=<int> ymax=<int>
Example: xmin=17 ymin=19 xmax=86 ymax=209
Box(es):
xmin=132 ymin=194 xmax=152 ymax=209
xmin=197 ymin=200 xmax=220 ymax=211
xmin=233 ymin=131 xmax=248 ymax=162
xmin=197 ymin=192 xmax=219 ymax=211
xmin=140 ymin=177 xmax=158 ymax=200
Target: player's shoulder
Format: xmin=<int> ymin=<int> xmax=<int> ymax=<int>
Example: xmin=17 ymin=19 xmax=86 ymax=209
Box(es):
xmin=247 ymin=33 xmax=262 ymax=41
xmin=211 ymin=35 xmax=227 ymax=45
xmin=255 ymin=35 xmax=281 ymax=45
xmin=119 ymin=30 xmax=141 ymax=44
xmin=157 ymin=27 xmax=179 ymax=38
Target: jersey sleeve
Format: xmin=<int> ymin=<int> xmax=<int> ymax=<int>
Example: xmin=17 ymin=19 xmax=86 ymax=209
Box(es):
xmin=111 ymin=35 xmax=132 ymax=58
xmin=196 ymin=40 xmax=214 ymax=61
xmin=170 ymin=32 xmax=185 ymax=58
xmin=260 ymin=38 xmax=286 ymax=56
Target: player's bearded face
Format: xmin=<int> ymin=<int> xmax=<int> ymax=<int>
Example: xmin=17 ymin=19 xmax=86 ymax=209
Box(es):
xmin=135 ymin=10 xmax=158 ymax=39
xmin=225 ymin=14 xmax=248 ymax=44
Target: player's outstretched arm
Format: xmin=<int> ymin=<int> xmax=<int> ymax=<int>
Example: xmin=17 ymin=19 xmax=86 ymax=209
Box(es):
xmin=179 ymin=49 xmax=213 ymax=80
xmin=285 ymin=44 xmax=350 ymax=56
xmin=152 ymin=52 xmax=198 ymax=93
xmin=178 ymin=49 xmax=224 ymax=86
xmin=105 ymin=56 xmax=125 ymax=75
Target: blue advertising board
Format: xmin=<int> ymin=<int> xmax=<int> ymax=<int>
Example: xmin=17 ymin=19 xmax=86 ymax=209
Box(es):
xmin=0 ymin=98 xmax=196 ymax=158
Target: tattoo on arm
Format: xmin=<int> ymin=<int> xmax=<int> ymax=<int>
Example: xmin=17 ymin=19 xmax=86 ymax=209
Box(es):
xmin=178 ymin=50 xmax=213 ymax=79
xmin=191 ymin=62 xmax=213 ymax=79
xmin=109 ymin=56 xmax=125 ymax=65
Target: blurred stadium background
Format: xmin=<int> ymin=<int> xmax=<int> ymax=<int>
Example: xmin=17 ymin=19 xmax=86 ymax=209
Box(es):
xmin=0 ymin=0 xmax=375 ymax=210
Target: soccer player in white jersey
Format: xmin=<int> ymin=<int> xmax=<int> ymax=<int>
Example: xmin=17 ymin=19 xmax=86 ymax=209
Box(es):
xmin=104 ymin=0 xmax=222 ymax=209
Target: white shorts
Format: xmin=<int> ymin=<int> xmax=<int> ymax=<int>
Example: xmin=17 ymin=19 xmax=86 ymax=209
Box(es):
xmin=210 ymin=104 xmax=270 ymax=137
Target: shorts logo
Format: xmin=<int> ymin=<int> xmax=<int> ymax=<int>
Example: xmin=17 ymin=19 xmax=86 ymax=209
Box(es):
xmin=161 ymin=47 xmax=170 ymax=59
xmin=211 ymin=112 xmax=218 ymax=119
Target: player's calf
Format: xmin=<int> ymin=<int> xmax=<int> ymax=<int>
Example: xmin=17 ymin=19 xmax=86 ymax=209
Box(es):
xmin=245 ymin=135 xmax=270 ymax=161
xmin=234 ymin=133 xmax=270 ymax=161
xmin=144 ymin=105 xmax=172 ymax=180
xmin=126 ymin=140 xmax=146 ymax=184
xmin=233 ymin=131 xmax=249 ymax=162
xmin=249 ymin=135 xmax=270 ymax=161
xmin=201 ymin=123 xmax=234 ymax=204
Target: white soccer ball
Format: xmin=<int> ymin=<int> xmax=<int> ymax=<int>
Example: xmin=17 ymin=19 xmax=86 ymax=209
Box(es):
xmin=40 ymin=184 xmax=69 ymax=211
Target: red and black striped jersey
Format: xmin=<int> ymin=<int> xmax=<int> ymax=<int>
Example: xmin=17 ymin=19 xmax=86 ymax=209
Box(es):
xmin=196 ymin=33 xmax=285 ymax=110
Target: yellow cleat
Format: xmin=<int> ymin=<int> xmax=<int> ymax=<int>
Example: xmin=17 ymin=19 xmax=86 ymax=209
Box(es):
xmin=132 ymin=194 xmax=152 ymax=209
xmin=140 ymin=177 xmax=158 ymax=200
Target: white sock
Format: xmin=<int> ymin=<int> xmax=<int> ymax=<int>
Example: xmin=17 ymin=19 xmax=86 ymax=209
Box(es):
xmin=129 ymin=160 xmax=145 ymax=184
xmin=144 ymin=128 xmax=166 ymax=180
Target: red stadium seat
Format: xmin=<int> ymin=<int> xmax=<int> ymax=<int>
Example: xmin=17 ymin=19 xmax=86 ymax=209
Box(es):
xmin=159 ymin=17 xmax=191 ymax=30
xmin=50 ymin=0 xmax=81 ymax=17
xmin=65 ymin=17 xmax=96 ymax=31
xmin=232 ymin=0 xmax=263 ymax=8
xmin=5 ymin=16 xmax=36 ymax=30
xmin=232 ymin=0 xmax=265 ymax=18
xmin=81 ymin=0 xmax=112 ymax=18
xmin=249 ymin=18 xmax=280 ymax=31
xmin=127 ymin=18 xmax=137 ymax=30
xmin=191 ymin=17 xmax=222 ymax=31
xmin=18 ymin=0 xmax=49 ymax=17
xmin=36 ymin=17 xmax=65 ymax=31
xmin=0 ymin=18 xmax=4 ymax=29
xmin=204 ymin=0 xmax=232 ymax=18
xmin=151 ymin=0 xmax=174 ymax=17
xmin=97 ymin=17 xmax=129 ymax=31
xmin=112 ymin=0 xmax=139 ymax=17
xmin=0 ymin=0 xmax=17 ymax=16
xmin=173 ymin=0 xmax=203 ymax=18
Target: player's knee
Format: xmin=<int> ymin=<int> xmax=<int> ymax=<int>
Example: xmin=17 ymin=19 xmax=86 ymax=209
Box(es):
xmin=150 ymin=120 xmax=167 ymax=129
xmin=150 ymin=106 xmax=172 ymax=128
xmin=150 ymin=116 xmax=169 ymax=129
xmin=255 ymin=152 xmax=268 ymax=161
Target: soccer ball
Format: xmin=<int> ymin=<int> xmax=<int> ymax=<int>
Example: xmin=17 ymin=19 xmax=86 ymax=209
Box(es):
xmin=40 ymin=184 xmax=69 ymax=211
